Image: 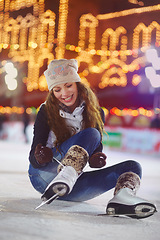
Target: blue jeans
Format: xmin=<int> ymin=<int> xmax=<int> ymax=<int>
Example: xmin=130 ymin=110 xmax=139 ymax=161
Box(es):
xmin=28 ymin=128 xmax=142 ymax=201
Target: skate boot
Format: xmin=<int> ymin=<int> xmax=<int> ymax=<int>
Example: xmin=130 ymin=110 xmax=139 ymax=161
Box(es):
xmin=41 ymin=165 xmax=78 ymax=203
xmin=41 ymin=145 xmax=89 ymax=203
xmin=106 ymin=172 xmax=157 ymax=219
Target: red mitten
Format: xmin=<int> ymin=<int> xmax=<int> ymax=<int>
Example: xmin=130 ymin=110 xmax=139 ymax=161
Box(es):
xmin=89 ymin=152 xmax=106 ymax=168
xmin=34 ymin=143 xmax=53 ymax=165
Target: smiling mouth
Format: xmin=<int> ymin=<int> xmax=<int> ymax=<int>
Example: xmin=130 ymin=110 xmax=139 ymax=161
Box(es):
xmin=62 ymin=95 xmax=73 ymax=102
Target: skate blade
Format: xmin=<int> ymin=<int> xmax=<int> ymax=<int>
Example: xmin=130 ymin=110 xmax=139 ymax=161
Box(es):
xmin=105 ymin=204 xmax=157 ymax=219
xmin=35 ymin=192 xmax=60 ymax=210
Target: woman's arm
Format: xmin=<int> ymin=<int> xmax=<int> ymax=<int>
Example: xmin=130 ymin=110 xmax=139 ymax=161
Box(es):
xmin=29 ymin=104 xmax=50 ymax=168
xmin=93 ymin=107 xmax=105 ymax=153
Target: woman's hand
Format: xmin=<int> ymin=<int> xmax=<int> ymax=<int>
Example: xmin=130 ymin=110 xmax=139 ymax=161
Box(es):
xmin=34 ymin=143 xmax=53 ymax=165
xmin=89 ymin=152 xmax=106 ymax=168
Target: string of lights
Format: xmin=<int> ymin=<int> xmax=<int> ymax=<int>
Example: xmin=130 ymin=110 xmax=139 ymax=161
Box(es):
xmin=0 ymin=105 xmax=158 ymax=118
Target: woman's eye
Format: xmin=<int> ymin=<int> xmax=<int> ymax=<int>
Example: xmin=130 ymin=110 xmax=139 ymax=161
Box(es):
xmin=54 ymin=89 xmax=60 ymax=93
xmin=66 ymin=84 xmax=72 ymax=88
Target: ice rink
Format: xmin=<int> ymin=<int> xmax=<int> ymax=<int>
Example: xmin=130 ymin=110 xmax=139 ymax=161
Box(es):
xmin=0 ymin=140 xmax=160 ymax=240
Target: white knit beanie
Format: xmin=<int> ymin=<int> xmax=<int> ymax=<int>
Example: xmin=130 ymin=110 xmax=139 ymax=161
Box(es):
xmin=44 ymin=59 xmax=81 ymax=91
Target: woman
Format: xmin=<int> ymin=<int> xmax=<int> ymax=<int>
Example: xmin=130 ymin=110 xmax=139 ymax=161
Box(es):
xmin=28 ymin=59 xmax=156 ymax=218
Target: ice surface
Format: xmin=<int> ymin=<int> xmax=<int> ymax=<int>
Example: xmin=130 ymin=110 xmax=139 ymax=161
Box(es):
xmin=0 ymin=140 xmax=159 ymax=240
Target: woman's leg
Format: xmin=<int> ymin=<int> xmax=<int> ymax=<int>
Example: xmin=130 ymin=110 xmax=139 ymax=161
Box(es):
xmin=29 ymin=127 xmax=142 ymax=202
xmin=29 ymin=159 xmax=142 ymax=200
xmin=28 ymin=127 xmax=101 ymax=193
xmin=52 ymin=127 xmax=101 ymax=160
xmin=60 ymin=160 xmax=142 ymax=202
xmin=28 ymin=161 xmax=58 ymax=194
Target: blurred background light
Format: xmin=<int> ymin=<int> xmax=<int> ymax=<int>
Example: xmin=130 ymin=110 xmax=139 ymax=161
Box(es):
xmin=145 ymin=48 xmax=160 ymax=88
xmin=4 ymin=62 xmax=18 ymax=91
xmin=146 ymin=48 xmax=158 ymax=63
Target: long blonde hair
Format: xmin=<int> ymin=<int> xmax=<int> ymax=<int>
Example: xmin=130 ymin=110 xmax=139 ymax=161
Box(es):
xmin=45 ymin=82 xmax=104 ymax=148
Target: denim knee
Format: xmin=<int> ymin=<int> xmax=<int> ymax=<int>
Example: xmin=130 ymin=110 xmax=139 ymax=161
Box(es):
xmin=123 ymin=160 xmax=142 ymax=179
xmin=53 ymin=127 xmax=102 ymax=159
xmin=78 ymin=128 xmax=101 ymax=155
xmin=83 ymin=127 xmax=101 ymax=142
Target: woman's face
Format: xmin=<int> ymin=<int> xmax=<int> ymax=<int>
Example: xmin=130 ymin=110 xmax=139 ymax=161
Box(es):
xmin=52 ymin=82 xmax=79 ymax=111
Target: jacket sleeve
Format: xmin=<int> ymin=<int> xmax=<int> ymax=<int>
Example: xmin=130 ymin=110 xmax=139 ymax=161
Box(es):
xmin=29 ymin=104 xmax=50 ymax=168
xmin=100 ymin=108 xmax=105 ymax=124
xmin=93 ymin=107 xmax=105 ymax=154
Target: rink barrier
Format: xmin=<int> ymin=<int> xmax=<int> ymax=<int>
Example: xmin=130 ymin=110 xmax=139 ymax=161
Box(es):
xmin=103 ymin=126 xmax=160 ymax=156
xmin=0 ymin=121 xmax=159 ymax=156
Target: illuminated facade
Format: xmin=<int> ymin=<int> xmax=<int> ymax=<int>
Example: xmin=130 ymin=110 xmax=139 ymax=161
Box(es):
xmin=0 ymin=0 xmax=160 ymax=94
xmin=75 ymin=4 xmax=160 ymax=89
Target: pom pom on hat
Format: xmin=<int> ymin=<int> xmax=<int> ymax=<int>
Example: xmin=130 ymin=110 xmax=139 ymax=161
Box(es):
xmin=44 ymin=59 xmax=81 ymax=91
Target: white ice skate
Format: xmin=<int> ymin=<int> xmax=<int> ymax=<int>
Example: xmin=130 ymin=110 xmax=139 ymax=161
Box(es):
xmin=35 ymin=145 xmax=89 ymax=210
xmin=106 ymin=188 xmax=157 ymax=219
xmin=42 ymin=166 xmax=78 ymax=199
xmin=35 ymin=166 xmax=78 ymax=209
